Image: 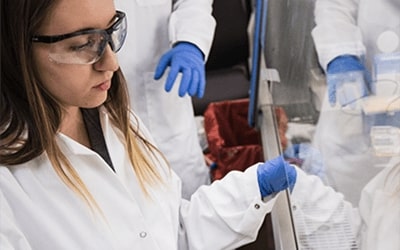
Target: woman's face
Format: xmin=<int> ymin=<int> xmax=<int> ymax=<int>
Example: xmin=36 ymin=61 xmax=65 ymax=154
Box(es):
xmin=32 ymin=0 xmax=120 ymax=110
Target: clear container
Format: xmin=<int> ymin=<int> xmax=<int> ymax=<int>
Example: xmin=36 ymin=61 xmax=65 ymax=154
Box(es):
xmin=370 ymin=125 xmax=400 ymax=157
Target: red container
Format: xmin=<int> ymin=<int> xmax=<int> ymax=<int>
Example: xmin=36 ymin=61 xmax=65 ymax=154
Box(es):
xmin=204 ymin=98 xmax=288 ymax=181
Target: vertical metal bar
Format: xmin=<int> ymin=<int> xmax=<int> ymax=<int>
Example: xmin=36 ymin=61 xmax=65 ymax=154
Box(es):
xmin=256 ymin=0 xmax=299 ymax=246
xmin=257 ymin=68 xmax=299 ymax=250
xmin=248 ymin=0 xmax=300 ymax=248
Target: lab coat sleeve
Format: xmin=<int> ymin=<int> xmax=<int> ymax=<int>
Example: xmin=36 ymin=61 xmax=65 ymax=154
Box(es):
xmin=290 ymin=168 xmax=362 ymax=248
xmin=179 ymin=164 xmax=277 ymax=250
xmin=0 ymin=182 xmax=32 ymax=250
xmin=169 ymin=0 xmax=216 ymax=59
xmin=311 ymin=0 xmax=366 ymax=70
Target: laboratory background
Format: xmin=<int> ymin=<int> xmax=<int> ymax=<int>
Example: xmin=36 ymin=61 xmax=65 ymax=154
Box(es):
xmin=194 ymin=0 xmax=399 ymax=249
xmin=0 ymin=0 xmax=399 ymax=249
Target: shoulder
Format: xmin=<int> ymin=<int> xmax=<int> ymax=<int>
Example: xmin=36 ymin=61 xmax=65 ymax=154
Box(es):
xmin=0 ymin=164 xmax=26 ymax=193
xmin=363 ymin=158 xmax=400 ymax=195
xmin=0 ymin=154 xmax=51 ymax=186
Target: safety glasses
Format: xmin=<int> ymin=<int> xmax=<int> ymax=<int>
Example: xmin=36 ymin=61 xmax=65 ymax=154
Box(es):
xmin=32 ymin=11 xmax=127 ymax=64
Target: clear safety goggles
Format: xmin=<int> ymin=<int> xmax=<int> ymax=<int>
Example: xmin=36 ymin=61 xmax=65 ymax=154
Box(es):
xmin=32 ymin=11 xmax=127 ymax=65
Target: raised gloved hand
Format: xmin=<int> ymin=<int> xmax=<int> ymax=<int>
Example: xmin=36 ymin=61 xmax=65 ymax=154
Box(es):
xmin=257 ymin=155 xmax=297 ymax=198
xmin=326 ymin=55 xmax=371 ymax=106
xmin=154 ymin=42 xmax=206 ymax=98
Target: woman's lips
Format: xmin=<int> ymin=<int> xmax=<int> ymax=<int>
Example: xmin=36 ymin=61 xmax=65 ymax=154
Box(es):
xmin=94 ymin=80 xmax=111 ymax=91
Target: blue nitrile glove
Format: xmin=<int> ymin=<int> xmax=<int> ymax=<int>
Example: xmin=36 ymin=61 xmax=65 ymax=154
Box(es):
xmin=257 ymin=155 xmax=297 ymax=198
xmin=154 ymin=42 xmax=206 ymax=98
xmin=326 ymin=55 xmax=371 ymax=106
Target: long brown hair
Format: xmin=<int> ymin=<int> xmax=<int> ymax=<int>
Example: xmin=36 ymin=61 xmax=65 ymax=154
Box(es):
xmin=1 ymin=0 xmax=167 ymax=209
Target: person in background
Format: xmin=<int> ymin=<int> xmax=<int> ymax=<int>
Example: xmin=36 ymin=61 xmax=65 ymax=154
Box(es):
xmin=114 ymin=0 xmax=216 ymax=199
xmin=0 ymin=0 xmax=297 ymax=248
xmin=309 ymin=0 xmax=400 ymax=205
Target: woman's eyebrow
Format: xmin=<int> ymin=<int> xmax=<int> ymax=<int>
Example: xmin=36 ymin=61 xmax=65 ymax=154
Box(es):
xmin=68 ymin=12 xmax=119 ymax=33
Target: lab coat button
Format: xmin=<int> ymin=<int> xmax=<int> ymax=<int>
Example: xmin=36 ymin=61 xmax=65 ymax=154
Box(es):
xmin=139 ymin=232 xmax=147 ymax=238
xmin=254 ymin=203 xmax=260 ymax=209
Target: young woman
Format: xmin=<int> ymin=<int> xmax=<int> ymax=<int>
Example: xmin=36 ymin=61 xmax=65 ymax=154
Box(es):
xmin=0 ymin=0 xmax=296 ymax=249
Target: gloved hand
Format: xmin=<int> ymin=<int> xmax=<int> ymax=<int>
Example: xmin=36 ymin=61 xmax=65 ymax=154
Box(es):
xmin=257 ymin=155 xmax=297 ymax=198
xmin=154 ymin=42 xmax=206 ymax=98
xmin=326 ymin=55 xmax=371 ymax=106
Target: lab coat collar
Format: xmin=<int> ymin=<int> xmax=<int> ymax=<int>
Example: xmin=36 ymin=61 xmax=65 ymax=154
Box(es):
xmin=56 ymin=133 xmax=94 ymax=156
xmin=55 ymin=106 xmax=117 ymax=157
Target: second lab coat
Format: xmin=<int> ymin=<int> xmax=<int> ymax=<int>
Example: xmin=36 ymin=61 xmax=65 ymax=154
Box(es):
xmin=0 ymin=107 xmax=274 ymax=250
xmin=114 ymin=0 xmax=216 ymax=199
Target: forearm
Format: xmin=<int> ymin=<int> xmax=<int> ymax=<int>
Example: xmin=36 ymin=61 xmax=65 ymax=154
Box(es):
xmin=311 ymin=0 xmax=365 ymax=70
xmin=179 ymin=165 xmax=276 ymax=249
xmin=170 ymin=0 xmax=216 ymax=59
xmin=291 ymin=168 xmax=361 ymax=248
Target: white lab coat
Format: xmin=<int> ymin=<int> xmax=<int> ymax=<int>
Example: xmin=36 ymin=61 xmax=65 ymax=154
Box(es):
xmin=291 ymin=157 xmax=400 ymax=250
xmin=114 ymin=0 xmax=216 ymax=199
xmin=309 ymin=0 xmax=400 ymax=205
xmin=0 ymin=107 xmax=275 ymax=250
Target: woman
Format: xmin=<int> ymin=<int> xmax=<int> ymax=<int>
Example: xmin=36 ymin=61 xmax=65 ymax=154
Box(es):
xmin=0 ymin=0 xmax=296 ymax=249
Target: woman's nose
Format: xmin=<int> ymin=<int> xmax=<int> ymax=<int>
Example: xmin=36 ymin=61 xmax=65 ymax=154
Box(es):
xmin=93 ymin=44 xmax=119 ymax=72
